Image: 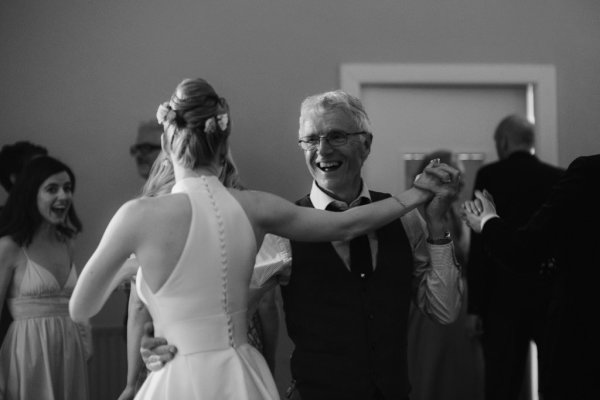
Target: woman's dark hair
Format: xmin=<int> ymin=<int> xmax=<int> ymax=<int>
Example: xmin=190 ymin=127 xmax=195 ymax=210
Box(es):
xmin=0 ymin=141 xmax=48 ymax=192
xmin=0 ymin=156 xmax=82 ymax=246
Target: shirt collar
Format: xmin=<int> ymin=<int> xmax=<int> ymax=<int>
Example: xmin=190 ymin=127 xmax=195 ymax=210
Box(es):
xmin=309 ymin=180 xmax=371 ymax=210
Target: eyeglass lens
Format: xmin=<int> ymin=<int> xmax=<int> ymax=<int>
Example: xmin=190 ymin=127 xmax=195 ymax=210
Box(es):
xmin=299 ymin=131 xmax=365 ymax=150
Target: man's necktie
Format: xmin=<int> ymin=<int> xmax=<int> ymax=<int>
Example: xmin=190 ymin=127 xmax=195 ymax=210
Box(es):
xmin=327 ymin=201 xmax=373 ymax=279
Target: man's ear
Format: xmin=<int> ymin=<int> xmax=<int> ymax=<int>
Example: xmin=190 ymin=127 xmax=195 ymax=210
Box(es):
xmin=362 ymin=133 xmax=373 ymax=158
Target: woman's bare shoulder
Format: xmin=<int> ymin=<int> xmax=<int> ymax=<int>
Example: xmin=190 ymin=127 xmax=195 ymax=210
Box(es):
xmin=0 ymin=236 xmax=19 ymax=252
xmin=118 ymin=193 xmax=189 ymax=219
xmin=0 ymin=236 xmax=21 ymax=267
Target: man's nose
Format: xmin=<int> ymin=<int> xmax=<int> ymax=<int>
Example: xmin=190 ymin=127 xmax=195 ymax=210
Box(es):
xmin=316 ymin=137 xmax=333 ymax=153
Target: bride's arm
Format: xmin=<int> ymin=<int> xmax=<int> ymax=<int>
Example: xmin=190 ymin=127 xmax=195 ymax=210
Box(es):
xmin=70 ymin=200 xmax=142 ymax=323
xmin=236 ymin=164 xmax=457 ymax=243
xmin=238 ymin=187 xmax=429 ymax=243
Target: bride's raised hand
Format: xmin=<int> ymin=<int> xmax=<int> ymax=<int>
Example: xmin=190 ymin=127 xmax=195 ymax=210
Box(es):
xmin=413 ymin=158 xmax=461 ymax=199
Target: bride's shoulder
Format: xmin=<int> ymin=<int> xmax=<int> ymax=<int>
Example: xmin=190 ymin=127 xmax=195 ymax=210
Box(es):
xmin=128 ymin=192 xmax=186 ymax=208
xmin=228 ymin=188 xmax=275 ymax=207
xmin=114 ymin=194 xmax=188 ymax=224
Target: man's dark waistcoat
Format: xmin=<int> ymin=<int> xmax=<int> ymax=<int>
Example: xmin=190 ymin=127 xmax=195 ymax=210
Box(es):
xmin=281 ymin=191 xmax=414 ymax=399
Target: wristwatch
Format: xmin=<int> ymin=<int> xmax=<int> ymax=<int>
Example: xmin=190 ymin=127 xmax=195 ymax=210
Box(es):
xmin=427 ymin=231 xmax=451 ymax=245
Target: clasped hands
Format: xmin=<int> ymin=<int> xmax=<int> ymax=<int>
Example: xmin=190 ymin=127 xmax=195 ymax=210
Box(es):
xmin=413 ymin=160 xmax=499 ymax=233
xmin=413 ymin=159 xmax=461 ymax=221
xmin=413 ymin=158 xmax=461 ymax=198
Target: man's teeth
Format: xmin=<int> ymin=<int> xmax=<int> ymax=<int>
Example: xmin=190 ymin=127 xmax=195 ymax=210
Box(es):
xmin=318 ymin=161 xmax=341 ymax=171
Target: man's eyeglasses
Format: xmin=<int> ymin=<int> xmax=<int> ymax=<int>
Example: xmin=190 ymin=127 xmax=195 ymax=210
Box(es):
xmin=129 ymin=144 xmax=161 ymax=156
xmin=298 ymin=131 xmax=369 ymax=151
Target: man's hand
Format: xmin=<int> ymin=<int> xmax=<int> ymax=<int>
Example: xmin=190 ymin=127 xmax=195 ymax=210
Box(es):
xmin=139 ymin=321 xmax=177 ymax=371
xmin=461 ymin=190 xmax=497 ymax=233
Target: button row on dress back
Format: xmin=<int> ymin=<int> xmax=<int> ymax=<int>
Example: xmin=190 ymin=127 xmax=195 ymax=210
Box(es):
xmin=201 ymin=176 xmax=235 ymax=347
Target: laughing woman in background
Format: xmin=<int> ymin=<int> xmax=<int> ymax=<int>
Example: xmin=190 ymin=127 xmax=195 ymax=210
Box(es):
xmin=0 ymin=156 xmax=91 ymax=400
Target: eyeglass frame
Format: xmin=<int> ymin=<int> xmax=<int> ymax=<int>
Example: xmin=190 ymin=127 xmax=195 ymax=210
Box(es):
xmin=297 ymin=130 xmax=370 ymax=151
xmin=129 ymin=143 xmax=162 ymax=156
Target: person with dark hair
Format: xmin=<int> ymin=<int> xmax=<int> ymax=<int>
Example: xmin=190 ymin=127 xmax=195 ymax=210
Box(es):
xmin=466 ymin=115 xmax=564 ymax=400
xmin=0 ymin=141 xmax=49 ymax=344
xmin=0 ymin=140 xmax=48 ymax=193
xmin=462 ymin=153 xmax=600 ymax=400
xmin=0 ymin=156 xmax=91 ymax=400
xmin=69 ymin=78 xmax=459 ymax=399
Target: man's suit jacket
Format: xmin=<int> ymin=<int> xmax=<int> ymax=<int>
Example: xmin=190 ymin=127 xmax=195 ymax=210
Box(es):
xmin=481 ymin=154 xmax=600 ymax=400
xmin=467 ymin=151 xmax=564 ymax=317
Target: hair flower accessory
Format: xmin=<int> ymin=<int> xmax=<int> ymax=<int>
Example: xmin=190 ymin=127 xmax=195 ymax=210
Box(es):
xmin=156 ymin=102 xmax=177 ymax=126
xmin=217 ymin=113 xmax=229 ymax=131
xmin=204 ymin=117 xmax=217 ymax=134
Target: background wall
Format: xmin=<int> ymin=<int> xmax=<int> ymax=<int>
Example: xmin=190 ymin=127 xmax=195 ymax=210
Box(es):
xmin=1 ymin=0 xmax=599 ymax=394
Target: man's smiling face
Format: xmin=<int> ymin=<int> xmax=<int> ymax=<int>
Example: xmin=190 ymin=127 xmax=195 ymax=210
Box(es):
xmin=299 ymin=108 xmax=371 ymax=199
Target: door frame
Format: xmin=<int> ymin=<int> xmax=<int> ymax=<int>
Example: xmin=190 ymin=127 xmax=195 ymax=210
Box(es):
xmin=340 ymin=63 xmax=557 ymax=164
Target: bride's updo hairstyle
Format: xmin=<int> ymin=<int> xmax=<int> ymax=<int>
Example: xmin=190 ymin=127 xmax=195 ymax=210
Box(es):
xmin=156 ymin=78 xmax=231 ymax=169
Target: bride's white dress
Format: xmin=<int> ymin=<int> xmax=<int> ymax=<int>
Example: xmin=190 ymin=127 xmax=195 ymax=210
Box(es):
xmin=134 ymin=176 xmax=280 ymax=399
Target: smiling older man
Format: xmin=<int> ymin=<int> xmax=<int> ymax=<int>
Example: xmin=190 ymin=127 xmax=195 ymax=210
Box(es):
xmin=278 ymin=90 xmax=463 ymax=400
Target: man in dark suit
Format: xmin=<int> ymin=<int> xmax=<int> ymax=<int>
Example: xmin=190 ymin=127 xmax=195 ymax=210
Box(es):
xmin=466 ymin=115 xmax=564 ymax=400
xmin=463 ymin=153 xmax=600 ymax=400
